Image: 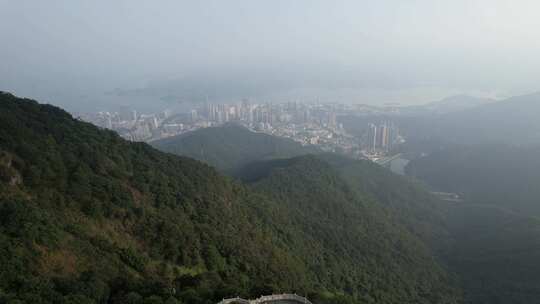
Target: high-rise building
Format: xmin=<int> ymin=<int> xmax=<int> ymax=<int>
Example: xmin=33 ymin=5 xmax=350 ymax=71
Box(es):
xmin=367 ymin=121 xmax=398 ymax=153
xmin=368 ymin=123 xmax=378 ymax=152
xmin=190 ymin=109 xmax=198 ymax=122
xmin=377 ymin=123 xmax=389 ymax=149
xmin=328 ymin=111 xmax=337 ymax=129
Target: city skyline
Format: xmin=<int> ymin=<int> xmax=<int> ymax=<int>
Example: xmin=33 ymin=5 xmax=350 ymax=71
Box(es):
xmin=79 ymin=98 xmax=400 ymax=161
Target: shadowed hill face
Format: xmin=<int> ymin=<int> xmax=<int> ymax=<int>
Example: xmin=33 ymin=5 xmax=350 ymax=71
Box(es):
xmin=0 ymin=92 xmax=461 ymax=304
xmin=152 ymin=124 xmax=319 ymax=172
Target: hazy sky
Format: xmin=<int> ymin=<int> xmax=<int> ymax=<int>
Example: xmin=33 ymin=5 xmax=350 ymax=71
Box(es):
xmin=1 ymin=0 xmax=540 ymax=110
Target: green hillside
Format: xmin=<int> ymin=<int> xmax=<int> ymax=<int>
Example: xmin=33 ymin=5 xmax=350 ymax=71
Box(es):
xmin=236 ymin=155 xmax=460 ymax=304
xmin=0 ymin=92 xmax=461 ymax=304
xmin=315 ymin=154 xmax=452 ymax=250
xmin=157 ymin=122 xmax=540 ymax=303
xmin=151 ymin=124 xmax=318 ymax=172
xmin=0 ymin=92 xmax=314 ymax=303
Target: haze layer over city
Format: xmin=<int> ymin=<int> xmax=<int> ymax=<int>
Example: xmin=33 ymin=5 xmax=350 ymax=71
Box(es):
xmin=2 ymin=1 xmax=540 ymax=304
xmin=2 ymin=0 xmax=540 ymax=111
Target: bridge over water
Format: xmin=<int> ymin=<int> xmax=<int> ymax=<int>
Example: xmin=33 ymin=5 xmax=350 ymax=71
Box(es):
xmin=218 ymin=294 xmax=312 ymax=304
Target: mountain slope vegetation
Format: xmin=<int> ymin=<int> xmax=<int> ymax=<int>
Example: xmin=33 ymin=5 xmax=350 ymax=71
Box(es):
xmin=0 ymin=92 xmax=461 ymax=304
xmin=236 ymin=155 xmax=460 ymax=304
xmin=158 ymin=122 xmax=540 ymax=304
xmin=0 ymin=92 xmax=315 ymax=303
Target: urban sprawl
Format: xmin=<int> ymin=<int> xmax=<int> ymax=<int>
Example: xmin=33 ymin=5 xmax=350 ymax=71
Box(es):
xmin=79 ymin=101 xmax=403 ymax=161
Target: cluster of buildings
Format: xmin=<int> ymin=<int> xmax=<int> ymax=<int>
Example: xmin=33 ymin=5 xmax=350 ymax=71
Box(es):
xmin=194 ymin=100 xmax=338 ymax=129
xmin=77 ymin=107 xmax=176 ymax=141
xmin=192 ymin=101 xmax=360 ymax=155
xmin=79 ymin=99 xmax=402 ymax=160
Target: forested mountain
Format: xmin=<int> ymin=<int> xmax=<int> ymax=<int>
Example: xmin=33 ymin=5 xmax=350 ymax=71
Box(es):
xmin=0 ymin=92 xmax=462 ymax=304
xmin=235 ymin=155 xmax=460 ymax=304
xmin=0 ymin=92 xmax=311 ymax=304
xmin=156 ymin=121 xmax=540 ymax=304
xmin=152 ymin=124 xmax=452 ymax=250
xmin=236 ymin=153 xmax=450 ymax=249
xmin=315 ymin=154 xmax=451 ymax=248
xmin=152 ymin=124 xmax=318 ymax=172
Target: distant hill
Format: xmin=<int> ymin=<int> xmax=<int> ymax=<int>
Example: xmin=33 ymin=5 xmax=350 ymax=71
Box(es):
xmin=152 ymin=124 xmax=319 ymax=172
xmin=0 ymin=92 xmax=461 ymax=303
xmin=404 ymin=95 xmax=495 ymax=115
xmin=402 ymin=92 xmax=540 ymax=146
xmin=423 ymin=95 xmax=495 ymax=114
xmin=443 ymin=92 xmax=540 ymax=144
